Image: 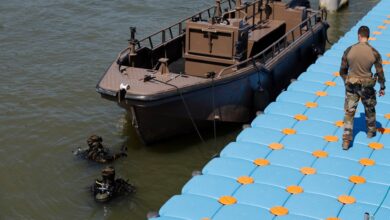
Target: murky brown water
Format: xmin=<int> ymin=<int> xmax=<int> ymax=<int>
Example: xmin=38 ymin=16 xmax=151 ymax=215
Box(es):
xmin=0 ymin=0 xmax=379 ymax=219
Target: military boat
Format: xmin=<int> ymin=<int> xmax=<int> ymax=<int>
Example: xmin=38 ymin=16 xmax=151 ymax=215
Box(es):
xmin=97 ymin=0 xmax=329 ymax=144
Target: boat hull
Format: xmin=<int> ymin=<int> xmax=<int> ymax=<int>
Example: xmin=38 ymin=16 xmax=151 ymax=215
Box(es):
xmin=101 ymin=22 xmax=328 ymax=144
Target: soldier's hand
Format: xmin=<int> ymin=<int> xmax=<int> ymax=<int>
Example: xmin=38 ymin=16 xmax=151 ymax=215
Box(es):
xmin=379 ymin=89 xmax=385 ymax=97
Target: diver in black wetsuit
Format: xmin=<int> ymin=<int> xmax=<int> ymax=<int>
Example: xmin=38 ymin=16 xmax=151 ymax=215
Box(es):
xmin=73 ymin=135 xmax=127 ymax=163
xmin=91 ymin=166 xmax=135 ymax=202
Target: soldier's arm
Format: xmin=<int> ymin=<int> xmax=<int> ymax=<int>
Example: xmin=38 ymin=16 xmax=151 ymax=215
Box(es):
xmin=339 ymin=47 xmax=351 ymax=82
xmin=373 ymin=48 xmax=385 ymax=90
xmin=91 ymin=152 xmax=108 ymax=163
xmin=96 ymin=157 xmax=108 ymax=163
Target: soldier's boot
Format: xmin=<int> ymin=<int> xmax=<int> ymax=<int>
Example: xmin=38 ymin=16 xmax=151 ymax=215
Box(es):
xmin=342 ymin=113 xmax=354 ymax=150
xmin=367 ymin=131 xmax=376 ymax=139
xmin=342 ymin=140 xmax=351 ymax=150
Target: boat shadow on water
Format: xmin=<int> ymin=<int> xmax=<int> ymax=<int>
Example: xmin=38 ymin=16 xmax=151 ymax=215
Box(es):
xmin=121 ymin=111 xmax=242 ymax=153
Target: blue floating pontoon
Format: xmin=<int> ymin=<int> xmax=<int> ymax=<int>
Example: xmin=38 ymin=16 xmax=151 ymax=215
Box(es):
xmin=152 ymin=1 xmax=390 ymax=219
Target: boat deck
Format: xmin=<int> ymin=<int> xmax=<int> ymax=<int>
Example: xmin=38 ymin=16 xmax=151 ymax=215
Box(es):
xmin=98 ymin=63 xmax=208 ymax=96
xmin=151 ymin=1 xmax=390 ymax=219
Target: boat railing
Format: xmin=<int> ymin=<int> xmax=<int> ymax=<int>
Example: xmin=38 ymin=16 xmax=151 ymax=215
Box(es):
xmin=217 ymin=9 xmax=325 ymax=78
xmin=120 ymin=0 xmax=275 ymax=57
xmin=135 ymin=0 xmax=236 ymax=50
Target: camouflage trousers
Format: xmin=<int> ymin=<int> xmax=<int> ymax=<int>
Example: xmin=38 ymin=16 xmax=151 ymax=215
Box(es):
xmin=343 ymin=83 xmax=377 ymax=141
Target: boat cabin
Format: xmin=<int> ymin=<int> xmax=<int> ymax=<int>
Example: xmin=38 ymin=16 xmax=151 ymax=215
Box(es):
xmin=117 ymin=0 xmax=314 ymax=78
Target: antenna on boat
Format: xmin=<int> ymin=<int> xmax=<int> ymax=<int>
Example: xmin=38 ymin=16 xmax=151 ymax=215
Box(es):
xmin=264 ymin=0 xmax=272 ymax=20
xmin=128 ymin=27 xmax=138 ymax=67
xmin=214 ymin=0 xmax=222 ymax=18
xmin=258 ymin=0 xmax=263 ymax=22
xmin=235 ymin=0 xmax=242 ymax=10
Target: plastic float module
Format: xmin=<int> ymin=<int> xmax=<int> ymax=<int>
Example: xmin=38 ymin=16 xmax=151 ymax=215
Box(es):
xmin=151 ymin=1 xmax=390 ymax=219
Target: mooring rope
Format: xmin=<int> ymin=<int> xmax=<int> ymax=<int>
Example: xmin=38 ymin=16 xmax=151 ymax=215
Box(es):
xmin=151 ymin=78 xmax=205 ymax=143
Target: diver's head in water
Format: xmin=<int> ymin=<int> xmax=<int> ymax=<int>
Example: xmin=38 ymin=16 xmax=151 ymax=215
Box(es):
xmin=87 ymin=135 xmax=103 ymax=147
xmin=102 ymin=166 xmax=115 ymax=182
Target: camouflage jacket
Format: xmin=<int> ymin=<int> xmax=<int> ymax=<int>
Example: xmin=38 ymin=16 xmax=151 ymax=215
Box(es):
xmin=340 ymin=42 xmax=385 ymax=89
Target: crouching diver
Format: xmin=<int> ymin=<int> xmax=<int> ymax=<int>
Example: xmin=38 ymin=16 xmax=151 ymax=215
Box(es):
xmin=73 ymin=135 xmax=127 ymax=163
xmin=91 ymin=166 xmax=135 ymax=202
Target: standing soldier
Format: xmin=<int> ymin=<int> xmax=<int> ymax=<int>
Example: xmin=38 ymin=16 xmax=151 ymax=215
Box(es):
xmin=340 ymin=26 xmax=386 ymax=150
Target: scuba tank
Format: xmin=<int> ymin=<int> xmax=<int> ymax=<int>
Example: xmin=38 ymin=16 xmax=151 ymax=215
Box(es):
xmin=92 ymin=166 xmax=116 ymax=202
xmin=94 ymin=180 xmax=112 ymax=202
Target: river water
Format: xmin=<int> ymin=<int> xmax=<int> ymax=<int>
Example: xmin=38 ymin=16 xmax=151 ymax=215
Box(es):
xmin=0 ymin=0 xmax=380 ymax=219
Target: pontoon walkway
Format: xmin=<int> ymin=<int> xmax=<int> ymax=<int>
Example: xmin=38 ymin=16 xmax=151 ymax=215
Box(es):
xmin=151 ymin=1 xmax=390 ymax=219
